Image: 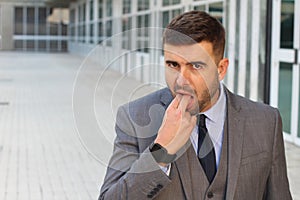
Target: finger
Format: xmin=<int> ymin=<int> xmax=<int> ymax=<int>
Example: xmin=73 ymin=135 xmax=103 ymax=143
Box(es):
xmin=190 ymin=115 xmax=197 ymax=125
xmin=178 ymin=95 xmax=190 ymax=113
xmin=169 ymin=94 xmax=181 ymax=109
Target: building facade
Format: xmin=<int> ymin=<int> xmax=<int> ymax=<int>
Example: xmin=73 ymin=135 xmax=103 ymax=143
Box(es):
xmin=0 ymin=0 xmax=69 ymax=52
xmin=67 ymin=0 xmax=300 ymax=146
xmin=0 ymin=0 xmax=299 ymax=146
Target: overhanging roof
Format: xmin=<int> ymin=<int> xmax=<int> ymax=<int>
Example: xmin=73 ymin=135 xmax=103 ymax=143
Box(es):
xmin=45 ymin=0 xmax=75 ymax=8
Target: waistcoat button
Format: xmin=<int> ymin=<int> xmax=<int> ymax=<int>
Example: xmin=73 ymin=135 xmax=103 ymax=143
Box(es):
xmin=207 ymin=191 xmax=214 ymax=198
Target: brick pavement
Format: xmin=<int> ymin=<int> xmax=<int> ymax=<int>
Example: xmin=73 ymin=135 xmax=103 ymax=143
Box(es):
xmin=0 ymin=52 xmax=104 ymax=200
xmin=0 ymin=52 xmax=299 ymax=200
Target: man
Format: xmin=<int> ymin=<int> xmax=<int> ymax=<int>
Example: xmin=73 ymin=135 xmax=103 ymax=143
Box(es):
xmin=99 ymin=11 xmax=292 ymax=200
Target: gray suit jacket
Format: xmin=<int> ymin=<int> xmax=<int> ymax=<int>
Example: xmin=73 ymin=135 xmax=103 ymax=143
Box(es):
xmin=99 ymin=86 xmax=292 ymax=200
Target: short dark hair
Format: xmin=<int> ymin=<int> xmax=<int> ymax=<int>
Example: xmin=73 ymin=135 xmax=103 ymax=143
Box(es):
xmin=163 ymin=11 xmax=225 ymax=61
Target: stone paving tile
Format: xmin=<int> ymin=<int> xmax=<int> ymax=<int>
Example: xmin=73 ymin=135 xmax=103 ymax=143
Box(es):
xmin=0 ymin=52 xmax=299 ymax=200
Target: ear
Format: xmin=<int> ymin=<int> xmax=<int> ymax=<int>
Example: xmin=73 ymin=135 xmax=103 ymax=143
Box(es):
xmin=217 ymin=58 xmax=229 ymax=81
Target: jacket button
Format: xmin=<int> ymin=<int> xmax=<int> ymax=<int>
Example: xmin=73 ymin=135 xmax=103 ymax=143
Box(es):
xmin=157 ymin=184 xmax=163 ymax=189
xmin=207 ymin=191 xmax=214 ymax=198
xmin=147 ymin=194 xmax=153 ymax=198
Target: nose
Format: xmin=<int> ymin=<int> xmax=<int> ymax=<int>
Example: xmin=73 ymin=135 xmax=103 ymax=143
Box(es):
xmin=176 ymin=67 xmax=190 ymax=86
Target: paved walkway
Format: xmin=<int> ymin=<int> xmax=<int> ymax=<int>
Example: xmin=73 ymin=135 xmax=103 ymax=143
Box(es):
xmin=0 ymin=52 xmax=299 ymax=200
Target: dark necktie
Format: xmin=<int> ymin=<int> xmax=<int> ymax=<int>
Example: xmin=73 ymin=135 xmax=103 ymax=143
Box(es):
xmin=197 ymin=114 xmax=216 ymax=183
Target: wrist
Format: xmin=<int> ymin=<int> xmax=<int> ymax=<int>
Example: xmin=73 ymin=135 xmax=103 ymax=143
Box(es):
xmin=154 ymin=139 xmax=177 ymax=155
xmin=149 ymin=142 xmax=176 ymax=164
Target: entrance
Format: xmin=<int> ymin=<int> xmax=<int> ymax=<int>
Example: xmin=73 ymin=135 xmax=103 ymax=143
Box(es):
xmin=271 ymin=0 xmax=300 ymax=145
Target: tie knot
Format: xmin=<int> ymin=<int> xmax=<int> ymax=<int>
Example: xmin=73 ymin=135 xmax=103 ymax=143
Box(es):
xmin=198 ymin=114 xmax=206 ymax=128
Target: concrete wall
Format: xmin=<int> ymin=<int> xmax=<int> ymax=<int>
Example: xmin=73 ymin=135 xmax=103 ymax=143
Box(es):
xmin=0 ymin=4 xmax=13 ymax=50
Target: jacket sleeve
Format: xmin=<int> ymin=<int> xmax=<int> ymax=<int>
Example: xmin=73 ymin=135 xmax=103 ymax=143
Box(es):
xmin=264 ymin=109 xmax=292 ymax=200
xmin=98 ymin=105 xmax=172 ymax=200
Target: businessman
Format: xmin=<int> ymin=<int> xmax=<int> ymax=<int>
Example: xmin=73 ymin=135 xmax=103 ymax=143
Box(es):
xmin=99 ymin=11 xmax=292 ymax=200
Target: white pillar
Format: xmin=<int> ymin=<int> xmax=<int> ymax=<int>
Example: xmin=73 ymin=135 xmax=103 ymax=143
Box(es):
xmin=237 ymin=0 xmax=248 ymax=96
xmin=0 ymin=4 xmax=13 ymax=50
xmin=249 ymin=0 xmax=260 ymax=101
xmin=226 ymin=0 xmax=236 ymax=91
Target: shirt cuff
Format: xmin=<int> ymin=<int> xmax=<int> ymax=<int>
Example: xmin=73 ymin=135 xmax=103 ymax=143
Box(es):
xmin=159 ymin=163 xmax=171 ymax=176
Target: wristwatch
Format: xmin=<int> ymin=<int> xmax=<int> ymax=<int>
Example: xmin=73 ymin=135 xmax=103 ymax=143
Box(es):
xmin=149 ymin=143 xmax=176 ymax=163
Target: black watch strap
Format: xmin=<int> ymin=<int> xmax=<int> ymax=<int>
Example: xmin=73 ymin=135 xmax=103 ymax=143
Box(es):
xmin=149 ymin=143 xmax=176 ymax=163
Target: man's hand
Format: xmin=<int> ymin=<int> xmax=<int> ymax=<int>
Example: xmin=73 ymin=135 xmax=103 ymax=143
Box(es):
xmin=154 ymin=94 xmax=197 ymax=155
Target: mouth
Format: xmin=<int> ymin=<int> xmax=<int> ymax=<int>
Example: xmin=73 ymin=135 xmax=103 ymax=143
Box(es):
xmin=175 ymin=90 xmax=194 ymax=97
xmin=175 ymin=90 xmax=196 ymax=110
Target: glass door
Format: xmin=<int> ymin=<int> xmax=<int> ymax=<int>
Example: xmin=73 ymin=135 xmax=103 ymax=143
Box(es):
xmin=271 ymin=0 xmax=300 ymax=145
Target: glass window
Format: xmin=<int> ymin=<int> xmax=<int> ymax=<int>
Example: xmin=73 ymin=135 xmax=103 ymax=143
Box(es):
xmin=162 ymin=9 xmax=182 ymax=28
xmin=79 ymin=5 xmax=82 ymax=22
xmin=38 ymin=8 xmax=47 ymax=35
xmin=278 ymin=62 xmax=293 ymax=133
xmin=27 ymin=7 xmax=35 ymax=35
xmin=70 ymin=9 xmax=75 ymax=24
xmin=137 ymin=14 xmax=150 ymax=52
xmin=138 ymin=0 xmax=149 ymax=11
xmin=173 ymin=0 xmax=180 ymax=4
xmin=137 ymin=14 xmax=150 ymax=36
xmin=162 ymin=11 xmax=169 ymax=28
xmin=194 ymin=5 xmax=205 ymax=11
xmin=79 ymin=25 xmax=86 ymax=43
xmin=26 ymin=40 xmax=35 ymax=50
xmin=83 ymin=3 xmax=86 ymax=21
xmin=280 ymin=0 xmax=294 ymax=49
xmin=123 ymin=0 xmax=131 ymax=14
xmin=122 ymin=17 xmax=132 ymax=49
xmin=98 ymin=22 xmax=103 ymax=43
xmin=14 ymin=7 xmax=23 ymax=35
xmin=90 ymin=24 xmax=94 ymax=43
xmin=209 ymin=2 xmax=223 ymax=24
xmin=38 ymin=40 xmax=46 ymax=51
xmin=14 ymin=40 xmax=23 ymax=49
xmin=172 ymin=9 xmax=182 ymax=18
xmin=61 ymin=41 xmax=67 ymax=51
xmin=50 ymin=41 xmax=58 ymax=51
xmin=70 ymin=26 xmax=75 ymax=40
xmin=78 ymin=25 xmax=82 ymax=40
xmin=98 ymin=0 xmax=103 ymax=19
xmin=106 ymin=20 xmax=112 ymax=37
xmin=83 ymin=24 xmax=86 ymax=42
xmin=106 ymin=0 xmax=113 ymax=17
xmin=106 ymin=20 xmax=112 ymax=46
xmin=90 ymin=0 xmax=94 ymax=21
xmin=50 ymin=23 xmax=58 ymax=35
xmin=62 ymin=24 xmax=68 ymax=35
xmin=163 ymin=0 xmax=169 ymax=6
xmin=163 ymin=0 xmax=181 ymax=6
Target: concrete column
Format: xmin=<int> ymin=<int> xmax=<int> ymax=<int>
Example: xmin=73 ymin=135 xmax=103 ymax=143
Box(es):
xmin=1 ymin=4 xmax=14 ymax=50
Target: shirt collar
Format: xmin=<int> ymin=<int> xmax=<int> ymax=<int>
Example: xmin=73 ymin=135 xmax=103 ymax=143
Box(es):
xmin=200 ymin=83 xmax=226 ymax=123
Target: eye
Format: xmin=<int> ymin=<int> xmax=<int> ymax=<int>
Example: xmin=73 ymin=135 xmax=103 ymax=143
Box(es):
xmin=166 ymin=61 xmax=179 ymax=68
xmin=191 ymin=62 xmax=206 ymax=69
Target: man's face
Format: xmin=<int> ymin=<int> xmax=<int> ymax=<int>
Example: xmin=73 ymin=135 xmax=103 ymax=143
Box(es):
xmin=164 ymin=41 xmax=225 ymax=115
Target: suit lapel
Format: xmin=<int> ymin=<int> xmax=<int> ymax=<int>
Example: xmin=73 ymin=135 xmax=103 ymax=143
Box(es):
xmin=160 ymin=88 xmax=173 ymax=109
xmin=224 ymin=88 xmax=245 ymax=199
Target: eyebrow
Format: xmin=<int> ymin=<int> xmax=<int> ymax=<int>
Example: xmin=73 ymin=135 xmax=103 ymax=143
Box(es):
xmin=165 ymin=60 xmax=179 ymax=65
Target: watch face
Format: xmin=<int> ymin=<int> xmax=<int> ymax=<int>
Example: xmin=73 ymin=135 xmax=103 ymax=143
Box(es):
xmin=150 ymin=143 xmax=163 ymax=152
